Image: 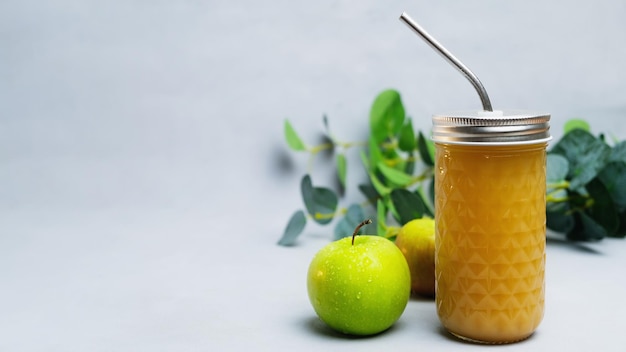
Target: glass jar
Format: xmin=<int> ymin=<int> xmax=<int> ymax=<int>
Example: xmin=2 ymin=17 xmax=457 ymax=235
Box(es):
xmin=432 ymin=110 xmax=551 ymax=344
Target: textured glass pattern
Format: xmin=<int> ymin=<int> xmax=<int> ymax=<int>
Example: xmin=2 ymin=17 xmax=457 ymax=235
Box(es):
xmin=435 ymin=144 xmax=546 ymax=343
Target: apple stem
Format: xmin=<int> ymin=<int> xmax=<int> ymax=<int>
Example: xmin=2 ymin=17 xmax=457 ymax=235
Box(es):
xmin=352 ymin=219 xmax=373 ymax=245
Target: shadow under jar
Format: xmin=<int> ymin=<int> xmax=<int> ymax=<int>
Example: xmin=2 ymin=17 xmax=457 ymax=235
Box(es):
xmin=433 ymin=110 xmax=551 ymax=344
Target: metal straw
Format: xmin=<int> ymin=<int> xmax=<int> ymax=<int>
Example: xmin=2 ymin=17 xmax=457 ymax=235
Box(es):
xmin=399 ymin=11 xmax=493 ymax=112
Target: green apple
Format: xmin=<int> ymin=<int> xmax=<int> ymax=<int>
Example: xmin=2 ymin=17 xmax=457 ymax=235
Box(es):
xmin=307 ymin=220 xmax=411 ymax=336
xmin=394 ymin=217 xmax=435 ymax=297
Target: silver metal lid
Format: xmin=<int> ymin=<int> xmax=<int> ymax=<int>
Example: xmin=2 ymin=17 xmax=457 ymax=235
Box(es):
xmin=432 ymin=110 xmax=551 ymax=145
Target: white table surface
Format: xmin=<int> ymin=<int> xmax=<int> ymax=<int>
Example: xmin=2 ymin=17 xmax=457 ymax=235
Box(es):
xmin=2 ymin=0 xmax=625 ymax=351
xmin=2 ymin=207 xmax=626 ymax=351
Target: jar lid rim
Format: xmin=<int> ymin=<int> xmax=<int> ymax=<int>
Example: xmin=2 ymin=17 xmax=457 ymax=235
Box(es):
xmin=432 ymin=110 xmax=551 ymax=144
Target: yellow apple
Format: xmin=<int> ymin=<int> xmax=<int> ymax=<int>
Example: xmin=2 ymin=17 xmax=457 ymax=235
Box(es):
xmin=395 ymin=217 xmax=435 ymax=297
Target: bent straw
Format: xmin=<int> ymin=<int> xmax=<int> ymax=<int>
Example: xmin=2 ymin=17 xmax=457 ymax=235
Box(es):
xmin=399 ymin=11 xmax=493 ymax=112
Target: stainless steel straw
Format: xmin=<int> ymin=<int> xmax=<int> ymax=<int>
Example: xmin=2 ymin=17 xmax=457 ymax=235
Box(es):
xmin=399 ymin=11 xmax=493 ymax=112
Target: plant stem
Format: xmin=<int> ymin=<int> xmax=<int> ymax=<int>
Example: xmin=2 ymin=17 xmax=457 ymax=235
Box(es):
xmin=305 ymin=139 xmax=367 ymax=174
xmin=547 ymin=180 xmax=570 ymax=190
xmin=352 ymin=219 xmax=372 ymax=245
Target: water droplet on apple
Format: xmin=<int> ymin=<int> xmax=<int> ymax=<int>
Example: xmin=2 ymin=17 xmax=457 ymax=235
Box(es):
xmin=356 ymin=292 xmax=362 ymax=299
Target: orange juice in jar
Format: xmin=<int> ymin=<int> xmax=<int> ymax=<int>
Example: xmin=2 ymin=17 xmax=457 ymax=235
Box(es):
xmin=432 ymin=110 xmax=551 ymax=344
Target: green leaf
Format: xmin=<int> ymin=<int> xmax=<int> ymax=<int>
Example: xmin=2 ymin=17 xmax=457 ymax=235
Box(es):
xmin=301 ymin=175 xmax=338 ymax=225
xmin=385 ymin=196 xmax=401 ymax=224
xmin=568 ymin=211 xmax=607 ymax=241
xmin=336 ymin=154 xmax=347 ymax=188
xmin=369 ymin=89 xmax=405 ymax=143
xmin=390 ymin=189 xmax=425 ymax=225
xmin=382 ymin=147 xmax=405 ymax=172
xmin=404 ymin=151 xmax=416 ymax=175
xmin=563 ymin=118 xmax=590 ymax=134
xmin=377 ymin=199 xmax=387 ymax=236
xmin=614 ymin=210 xmax=626 ymax=238
xmin=284 ymin=120 xmax=306 ymax=151
xmin=278 ymin=210 xmax=307 ymax=246
xmin=608 ymin=141 xmax=626 ymax=163
xmin=367 ymin=136 xmax=383 ymax=172
xmin=417 ymin=131 xmax=435 ymax=167
xmin=368 ymin=170 xmax=392 ymax=197
xmin=550 ymin=129 xmax=610 ymax=190
xmin=333 ymin=204 xmax=366 ymax=239
xmin=359 ymin=150 xmax=370 ymax=170
xmin=416 ymin=187 xmax=435 ymax=218
xmin=358 ymin=183 xmax=379 ymax=204
xmin=398 ymin=119 xmax=416 ymax=152
xmin=377 ymin=162 xmax=414 ymax=186
xmin=547 ymin=188 xmax=569 ymax=213
xmin=597 ymin=161 xmax=626 ymax=210
xmin=586 ymin=177 xmax=619 ymax=235
xmin=547 ymin=154 xmax=569 ymax=182
xmin=360 ymin=151 xmax=391 ymax=197
xmin=428 ymin=175 xmax=435 ymax=207
xmin=546 ymin=154 xmax=570 ymax=213
xmin=547 ymin=209 xmax=575 ymax=234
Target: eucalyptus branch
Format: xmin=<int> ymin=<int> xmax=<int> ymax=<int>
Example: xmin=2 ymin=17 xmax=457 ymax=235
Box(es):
xmin=547 ymin=180 xmax=570 ymax=191
xmin=279 ymin=90 xmax=626 ymax=246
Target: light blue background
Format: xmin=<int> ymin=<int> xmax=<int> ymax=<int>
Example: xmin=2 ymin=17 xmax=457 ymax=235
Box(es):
xmin=2 ymin=1 xmax=625 ymax=351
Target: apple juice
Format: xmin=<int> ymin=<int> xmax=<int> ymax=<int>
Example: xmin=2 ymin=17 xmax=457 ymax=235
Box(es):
xmin=431 ymin=110 xmax=550 ymax=344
